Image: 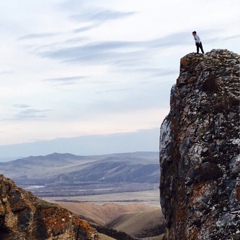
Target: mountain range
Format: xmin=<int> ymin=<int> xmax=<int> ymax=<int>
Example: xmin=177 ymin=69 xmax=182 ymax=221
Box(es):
xmin=0 ymin=152 xmax=159 ymax=197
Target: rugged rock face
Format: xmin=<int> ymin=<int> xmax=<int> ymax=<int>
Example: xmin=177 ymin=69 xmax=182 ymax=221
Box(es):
xmin=160 ymin=50 xmax=240 ymax=239
xmin=0 ymin=175 xmax=99 ymax=240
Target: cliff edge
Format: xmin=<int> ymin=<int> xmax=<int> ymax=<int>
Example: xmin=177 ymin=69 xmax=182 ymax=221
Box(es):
xmin=160 ymin=49 xmax=240 ymax=239
xmin=0 ymin=174 xmax=99 ymax=240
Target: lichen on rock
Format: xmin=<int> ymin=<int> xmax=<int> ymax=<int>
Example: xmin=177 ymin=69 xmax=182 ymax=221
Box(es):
xmin=160 ymin=49 xmax=240 ymax=240
xmin=0 ymin=174 xmax=99 ymax=240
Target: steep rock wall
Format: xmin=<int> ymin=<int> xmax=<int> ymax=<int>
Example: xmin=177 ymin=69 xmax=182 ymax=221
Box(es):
xmin=0 ymin=175 xmax=99 ymax=240
xmin=160 ymin=50 xmax=240 ymax=240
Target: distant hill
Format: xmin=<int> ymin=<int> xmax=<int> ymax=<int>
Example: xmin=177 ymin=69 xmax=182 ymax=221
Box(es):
xmin=0 ymin=152 xmax=159 ymax=197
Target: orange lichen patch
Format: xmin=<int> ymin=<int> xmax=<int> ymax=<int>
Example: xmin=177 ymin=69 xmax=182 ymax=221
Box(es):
xmin=21 ymin=190 xmax=38 ymax=212
xmin=0 ymin=202 xmax=5 ymax=215
xmin=194 ymin=165 xmax=200 ymax=170
xmin=236 ymin=185 xmax=240 ymax=201
xmin=188 ymin=226 xmax=199 ymax=240
xmin=175 ymin=198 xmax=189 ymax=226
xmin=176 ymin=207 xmax=186 ymax=223
xmin=39 ymin=205 xmax=94 ymax=237
xmin=180 ymin=57 xmax=191 ymax=70
xmin=190 ymin=182 xmax=208 ymax=201
xmin=188 ymin=77 xmax=197 ymax=83
xmin=196 ymin=71 xmax=201 ymax=78
xmin=179 ymin=56 xmax=201 ymax=73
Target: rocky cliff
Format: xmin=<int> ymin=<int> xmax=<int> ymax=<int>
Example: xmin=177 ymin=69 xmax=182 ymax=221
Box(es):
xmin=0 ymin=174 xmax=99 ymax=240
xmin=160 ymin=49 xmax=240 ymax=239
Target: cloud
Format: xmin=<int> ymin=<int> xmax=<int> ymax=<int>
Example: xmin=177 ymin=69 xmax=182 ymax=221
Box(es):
xmin=146 ymin=31 xmax=192 ymax=48
xmin=0 ymin=70 xmax=14 ymax=75
xmin=44 ymin=76 xmax=109 ymax=87
xmin=39 ymin=40 xmax=138 ymax=65
xmin=65 ymin=36 xmax=89 ymax=44
xmin=14 ymin=104 xmax=30 ymax=108
xmin=18 ymin=32 xmax=59 ymax=41
xmin=222 ymin=33 xmax=240 ymax=41
xmin=8 ymin=105 xmax=50 ymax=121
xmin=44 ymin=76 xmax=87 ymax=85
xmin=58 ymin=0 xmax=87 ymax=11
xmin=34 ymin=29 xmax=226 ymax=68
xmin=73 ymin=24 xmax=99 ymax=33
xmin=95 ymin=88 xmax=130 ymax=94
xmin=14 ymin=109 xmax=48 ymax=120
xmin=35 ymin=33 xmax=188 ymax=68
xmin=70 ymin=9 xmax=136 ymax=23
xmin=129 ymin=67 xmax=178 ymax=78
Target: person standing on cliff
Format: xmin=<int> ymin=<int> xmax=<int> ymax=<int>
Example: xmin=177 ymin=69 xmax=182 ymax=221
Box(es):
xmin=192 ymin=31 xmax=204 ymax=54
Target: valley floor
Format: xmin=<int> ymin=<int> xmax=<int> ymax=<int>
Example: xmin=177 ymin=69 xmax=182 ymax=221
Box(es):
xmin=43 ymin=189 xmax=160 ymax=207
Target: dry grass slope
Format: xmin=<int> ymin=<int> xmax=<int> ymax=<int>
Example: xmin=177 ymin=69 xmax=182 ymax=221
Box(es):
xmin=57 ymin=202 xmax=152 ymax=225
xmin=107 ymin=208 xmax=164 ymax=238
xmin=56 ymin=201 xmax=165 ymax=239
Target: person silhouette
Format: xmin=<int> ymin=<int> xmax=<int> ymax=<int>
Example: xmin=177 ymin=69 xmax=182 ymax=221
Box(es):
xmin=192 ymin=31 xmax=204 ymax=54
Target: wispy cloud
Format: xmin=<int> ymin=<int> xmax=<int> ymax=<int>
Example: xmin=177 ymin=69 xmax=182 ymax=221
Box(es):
xmin=58 ymin=0 xmax=87 ymax=11
xmin=44 ymin=76 xmax=110 ymax=87
xmin=44 ymin=76 xmax=87 ymax=85
xmin=129 ymin=67 xmax=178 ymax=78
xmin=36 ymin=32 xmax=190 ymax=67
xmin=34 ymin=29 xmax=225 ymax=69
xmin=8 ymin=105 xmax=50 ymax=121
xmin=95 ymin=88 xmax=130 ymax=94
xmin=14 ymin=109 xmax=49 ymax=120
xmin=70 ymin=9 xmax=136 ymax=22
xmin=39 ymin=40 xmax=138 ymax=65
xmin=0 ymin=70 xmax=14 ymax=75
xmin=18 ymin=32 xmax=59 ymax=41
xmin=73 ymin=24 xmax=100 ymax=33
xmin=65 ymin=36 xmax=89 ymax=44
xmin=222 ymin=33 xmax=240 ymax=41
xmin=14 ymin=104 xmax=31 ymax=108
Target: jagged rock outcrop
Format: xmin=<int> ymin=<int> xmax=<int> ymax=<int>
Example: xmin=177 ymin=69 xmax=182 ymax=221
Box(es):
xmin=160 ymin=50 xmax=240 ymax=239
xmin=0 ymin=175 xmax=99 ymax=240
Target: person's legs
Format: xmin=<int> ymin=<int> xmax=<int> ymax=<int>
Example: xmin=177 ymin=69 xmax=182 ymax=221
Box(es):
xmin=199 ymin=42 xmax=204 ymax=54
xmin=196 ymin=43 xmax=200 ymax=53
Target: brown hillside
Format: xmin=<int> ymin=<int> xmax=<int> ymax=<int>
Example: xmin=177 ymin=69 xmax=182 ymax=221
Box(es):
xmin=107 ymin=208 xmax=165 ymax=238
xmin=56 ymin=202 xmax=152 ymax=225
xmin=56 ymin=201 xmax=165 ymax=238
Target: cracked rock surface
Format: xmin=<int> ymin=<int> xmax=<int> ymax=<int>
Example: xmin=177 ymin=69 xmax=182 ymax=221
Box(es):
xmin=160 ymin=49 xmax=240 ymax=240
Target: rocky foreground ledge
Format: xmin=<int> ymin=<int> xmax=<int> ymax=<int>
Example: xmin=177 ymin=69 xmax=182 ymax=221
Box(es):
xmin=160 ymin=49 xmax=240 ymax=240
xmin=0 ymin=174 xmax=99 ymax=240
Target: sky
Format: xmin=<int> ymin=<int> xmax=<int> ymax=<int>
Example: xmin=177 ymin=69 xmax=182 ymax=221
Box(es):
xmin=0 ymin=0 xmax=239 ymax=160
